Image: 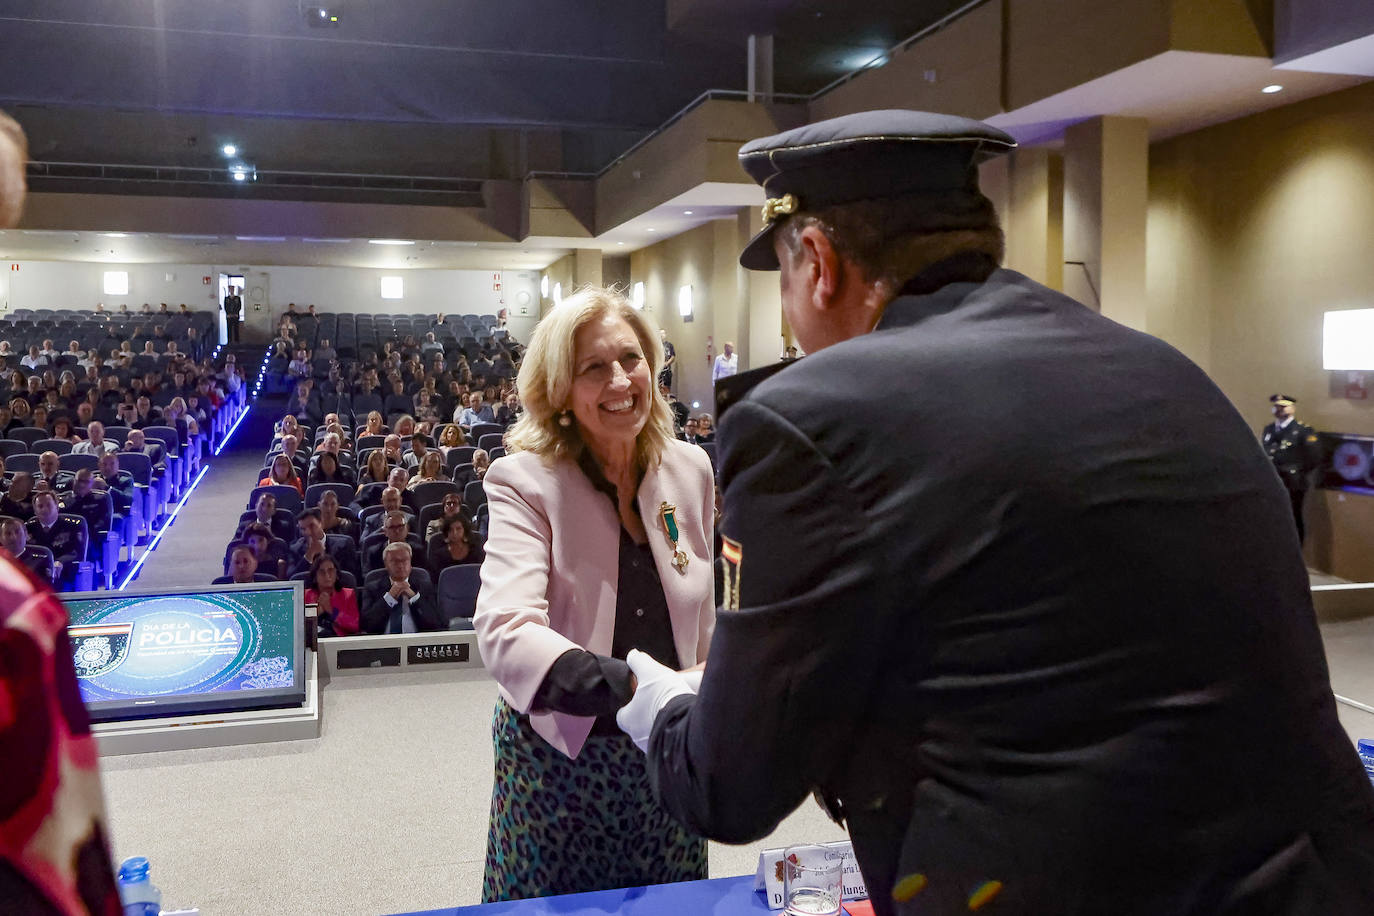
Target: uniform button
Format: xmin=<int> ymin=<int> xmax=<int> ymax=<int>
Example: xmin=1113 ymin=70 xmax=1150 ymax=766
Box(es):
xmin=635 ymin=608 xmax=644 ymax=617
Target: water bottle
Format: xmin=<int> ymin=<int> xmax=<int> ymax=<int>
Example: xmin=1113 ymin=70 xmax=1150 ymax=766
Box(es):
xmin=117 ymin=856 xmax=162 ymax=916
xmin=1360 ymin=740 xmax=1374 ymax=788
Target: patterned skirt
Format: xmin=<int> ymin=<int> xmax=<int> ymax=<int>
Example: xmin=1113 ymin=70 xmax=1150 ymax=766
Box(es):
xmin=481 ymin=697 xmax=708 ymax=902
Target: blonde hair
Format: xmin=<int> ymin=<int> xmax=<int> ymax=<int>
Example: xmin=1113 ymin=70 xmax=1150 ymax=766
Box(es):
xmin=506 ymin=287 xmax=675 ymax=469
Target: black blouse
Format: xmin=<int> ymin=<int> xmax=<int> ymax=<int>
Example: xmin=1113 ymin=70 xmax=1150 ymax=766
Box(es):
xmin=531 ymin=452 xmax=681 ymax=734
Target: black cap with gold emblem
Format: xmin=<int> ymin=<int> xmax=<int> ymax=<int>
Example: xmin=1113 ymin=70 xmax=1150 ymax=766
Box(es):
xmin=737 ymin=109 xmax=1017 ymax=270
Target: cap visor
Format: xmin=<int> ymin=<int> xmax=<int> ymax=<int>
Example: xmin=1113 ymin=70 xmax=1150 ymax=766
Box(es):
xmin=739 ymin=224 xmax=780 ymax=270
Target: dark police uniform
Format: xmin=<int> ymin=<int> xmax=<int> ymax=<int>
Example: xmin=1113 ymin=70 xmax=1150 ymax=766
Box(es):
xmin=96 ymin=468 xmax=135 ymax=516
xmin=26 ymin=515 xmax=84 ymax=589
xmin=1261 ymin=394 xmax=1322 ymax=544
xmin=12 ymin=543 xmax=55 ymax=584
xmin=639 ymin=111 xmax=1374 ymax=915
xmin=223 ymin=290 xmax=243 ymax=342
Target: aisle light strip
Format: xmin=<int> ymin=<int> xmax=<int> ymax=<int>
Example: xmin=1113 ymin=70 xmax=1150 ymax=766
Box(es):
xmin=117 ymin=466 xmax=211 ymax=590
xmin=215 ymin=405 xmax=252 ymax=456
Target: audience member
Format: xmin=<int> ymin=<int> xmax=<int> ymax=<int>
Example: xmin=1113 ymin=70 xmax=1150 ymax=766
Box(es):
xmin=1 ymin=471 xmax=35 ymax=519
xmin=0 ymin=514 xmax=54 ymax=583
xmin=259 ymin=453 xmax=304 ymax=497
xmin=26 ymin=490 xmax=83 ymax=589
xmin=426 ymin=513 xmax=485 ymax=578
xmin=360 ymin=542 xmax=441 ymax=634
xmin=214 ymin=545 xmax=274 ymax=585
xmin=240 ymin=522 xmax=289 ymax=581
xmin=306 ymin=553 xmax=360 ymax=637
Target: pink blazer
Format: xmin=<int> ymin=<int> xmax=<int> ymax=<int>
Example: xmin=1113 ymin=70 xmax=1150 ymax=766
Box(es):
xmin=474 ymin=440 xmax=716 ymax=758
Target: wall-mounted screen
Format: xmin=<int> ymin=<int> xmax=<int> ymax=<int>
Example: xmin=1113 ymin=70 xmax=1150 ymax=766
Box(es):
xmin=65 ymin=582 xmax=306 ymax=723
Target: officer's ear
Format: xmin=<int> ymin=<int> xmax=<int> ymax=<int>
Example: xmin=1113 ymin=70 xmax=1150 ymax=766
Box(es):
xmin=793 ymin=224 xmax=846 ymax=311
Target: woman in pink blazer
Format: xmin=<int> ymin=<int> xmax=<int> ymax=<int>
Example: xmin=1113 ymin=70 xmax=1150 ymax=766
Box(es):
xmin=474 ymin=288 xmax=715 ymax=902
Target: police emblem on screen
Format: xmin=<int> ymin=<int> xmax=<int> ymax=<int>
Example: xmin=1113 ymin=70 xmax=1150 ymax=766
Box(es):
xmin=70 ymin=623 xmax=134 ymax=678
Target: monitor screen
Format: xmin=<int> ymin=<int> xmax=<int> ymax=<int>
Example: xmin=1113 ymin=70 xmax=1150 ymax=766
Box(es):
xmin=65 ymin=582 xmax=307 ymax=723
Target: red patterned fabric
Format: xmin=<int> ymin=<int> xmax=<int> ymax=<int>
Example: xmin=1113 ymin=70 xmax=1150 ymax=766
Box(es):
xmin=0 ymin=551 xmax=120 ymax=915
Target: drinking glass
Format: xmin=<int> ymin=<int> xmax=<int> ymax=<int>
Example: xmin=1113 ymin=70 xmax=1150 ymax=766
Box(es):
xmin=783 ymin=844 xmax=843 ymax=916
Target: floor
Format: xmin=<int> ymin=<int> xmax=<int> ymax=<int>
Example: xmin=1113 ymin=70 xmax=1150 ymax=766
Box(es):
xmin=91 ymin=401 xmax=1374 ymax=914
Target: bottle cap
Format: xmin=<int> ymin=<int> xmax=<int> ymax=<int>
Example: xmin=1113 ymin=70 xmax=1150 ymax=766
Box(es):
xmin=118 ymin=856 xmax=150 ymax=882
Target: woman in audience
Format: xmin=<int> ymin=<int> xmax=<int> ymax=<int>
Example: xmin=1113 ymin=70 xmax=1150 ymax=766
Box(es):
xmin=305 ymin=554 xmax=360 ymax=638
xmin=274 ymin=414 xmax=301 ymax=447
xmin=240 ymin=523 xmax=288 ymax=580
xmin=9 ymin=396 xmax=32 ymax=429
xmin=426 ymin=512 xmax=484 ymax=577
xmin=424 ymin=491 xmax=469 ymax=541
xmin=316 ymin=489 xmax=358 ymax=541
xmin=695 ymin=413 xmax=716 ymax=443
xmin=48 ymin=416 xmax=78 ymax=443
xmin=164 ymin=397 xmax=199 ymax=440
xmin=363 ymin=411 xmax=386 ymax=437
xmin=356 ymin=449 xmax=389 ymax=491
xmin=258 ymin=453 xmax=304 ymax=497
xmin=407 ymin=451 xmax=446 ymax=489
xmin=473 ymin=287 xmax=713 ymax=901
xmin=436 ymin=423 xmax=467 ymax=455
xmin=307 ymin=451 xmax=351 ymax=487
xmin=1 ymin=471 xmax=36 ymax=519
xmin=393 ymin=414 xmax=417 ymax=438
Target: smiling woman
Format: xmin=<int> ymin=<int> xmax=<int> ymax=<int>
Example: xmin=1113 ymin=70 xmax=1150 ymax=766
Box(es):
xmin=473 ymin=286 xmax=716 ymax=901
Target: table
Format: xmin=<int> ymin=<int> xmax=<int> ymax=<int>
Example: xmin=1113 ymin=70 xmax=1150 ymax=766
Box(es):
xmin=394 ymin=875 xmax=770 ymax=916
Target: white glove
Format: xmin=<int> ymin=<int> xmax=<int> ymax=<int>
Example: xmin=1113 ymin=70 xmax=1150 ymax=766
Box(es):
xmin=616 ymin=649 xmax=696 ymax=752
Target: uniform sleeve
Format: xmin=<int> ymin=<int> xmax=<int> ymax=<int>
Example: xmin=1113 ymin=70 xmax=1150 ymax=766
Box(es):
xmin=644 ymin=400 xmax=884 ymax=843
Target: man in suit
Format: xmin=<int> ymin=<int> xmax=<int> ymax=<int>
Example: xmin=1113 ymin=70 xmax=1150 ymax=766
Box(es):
xmin=26 ymin=490 xmax=84 ymax=590
xmin=287 ymin=508 xmax=360 ymax=582
xmin=360 ymin=542 xmax=441 ymax=634
xmin=0 ymin=514 xmax=54 ymax=584
xmin=1261 ymin=393 xmax=1322 ymax=544
xmin=224 ymin=285 xmax=243 ymax=343
xmin=618 ymin=110 xmax=1374 ymax=915
xmin=362 ymin=509 xmax=423 ymax=574
xmin=212 ymin=545 xmax=275 ymax=585
xmin=72 ymin=420 xmax=119 ymax=455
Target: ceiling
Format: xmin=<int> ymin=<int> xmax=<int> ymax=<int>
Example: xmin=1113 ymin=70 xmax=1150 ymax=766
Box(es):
xmin=0 ymin=0 xmax=963 ymax=178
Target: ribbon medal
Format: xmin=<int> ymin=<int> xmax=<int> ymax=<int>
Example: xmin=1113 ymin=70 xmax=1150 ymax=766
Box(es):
xmin=659 ymin=501 xmax=690 ymax=573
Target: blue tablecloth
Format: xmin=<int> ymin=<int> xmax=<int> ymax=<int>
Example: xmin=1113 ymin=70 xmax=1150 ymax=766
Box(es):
xmin=392 ymin=875 xmax=770 ymax=916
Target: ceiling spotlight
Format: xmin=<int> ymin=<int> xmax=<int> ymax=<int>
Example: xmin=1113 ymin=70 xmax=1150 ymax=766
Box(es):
xmin=228 ymin=164 xmax=255 ymax=182
xmin=617 ymin=241 xmax=625 ymax=246
xmin=647 ymin=228 xmax=656 ymax=233
xmin=683 ymin=210 xmax=693 ymax=215
xmin=1262 ymin=84 xmax=1283 ymax=94
xmin=221 ymin=144 xmax=237 ymax=157
xmin=367 ymin=239 xmax=415 ymax=246
xmin=101 ymin=232 xmax=129 ymax=238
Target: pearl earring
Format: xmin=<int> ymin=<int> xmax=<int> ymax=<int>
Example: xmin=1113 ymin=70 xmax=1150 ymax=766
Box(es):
xmin=558 ymin=412 xmax=573 ymax=427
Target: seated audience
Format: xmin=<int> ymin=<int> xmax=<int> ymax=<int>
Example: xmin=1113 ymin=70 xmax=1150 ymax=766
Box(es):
xmin=307 ymin=451 xmax=352 ymax=487
xmin=360 ymin=543 xmax=441 ymax=634
xmin=26 ymin=490 xmax=83 ymax=590
xmin=93 ymin=451 xmax=135 ymax=519
xmin=357 ymin=450 xmax=390 ymax=490
xmin=73 ymin=420 xmax=120 ymax=455
xmin=258 ymin=453 xmax=304 ymax=497
xmin=317 ymin=489 xmax=359 ymax=542
xmin=426 ymin=513 xmax=485 ymax=578
xmin=287 ymin=508 xmax=359 ymax=581
xmin=239 ymin=492 xmax=294 ymax=544
xmin=407 ymin=451 xmax=447 ymax=489
xmin=362 ymin=509 xmax=423 ymax=574
xmin=1 ymin=472 xmax=35 ymax=520
xmin=214 ymin=545 xmax=275 ymax=585
xmin=0 ymin=514 xmax=54 ymax=583
xmin=306 ymin=553 xmax=361 ymax=638
xmin=436 ymin=423 xmax=467 ymax=454
xmin=240 ymin=522 xmax=289 ymax=581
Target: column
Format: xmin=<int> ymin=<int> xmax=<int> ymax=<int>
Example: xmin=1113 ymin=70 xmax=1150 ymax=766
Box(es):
xmin=1063 ymin=116 xmax=1149 ymax=330
xmin=573 ymin=248 xmax=603 ymax=288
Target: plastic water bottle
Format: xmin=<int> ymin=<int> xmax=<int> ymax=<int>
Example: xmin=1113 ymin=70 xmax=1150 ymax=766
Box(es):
xmin=1360 ymin=740 xmax=1374 ymax=788
xmin=117 ymin=856 xmax=162 ymax=916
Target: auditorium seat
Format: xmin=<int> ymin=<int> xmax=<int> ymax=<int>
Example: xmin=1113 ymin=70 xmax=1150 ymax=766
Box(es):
xmin=437 ymin=564 xmax=481 ymax=629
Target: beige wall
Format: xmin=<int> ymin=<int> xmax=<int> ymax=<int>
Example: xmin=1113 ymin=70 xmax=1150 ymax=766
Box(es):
xmin=1146 ymin=80 xmax=1374 ymax=576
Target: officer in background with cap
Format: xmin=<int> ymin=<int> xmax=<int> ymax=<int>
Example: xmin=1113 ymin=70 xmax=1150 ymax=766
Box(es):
xmin=1261 ymin=393 xmax=1322 ymax=544
xmin=616 ymin=110 xmax=1374 ymax=915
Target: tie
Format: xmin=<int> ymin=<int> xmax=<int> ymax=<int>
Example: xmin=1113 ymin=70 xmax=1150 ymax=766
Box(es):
xmin=388 ymin=595 xmax=404 ymax=634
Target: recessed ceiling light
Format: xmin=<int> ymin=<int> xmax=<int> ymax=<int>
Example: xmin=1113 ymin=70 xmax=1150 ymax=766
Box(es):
xmin=617 ymin=242 xmax=625 ymax=246
xmin=221 ymin=144 xmax=237 ymax=157
xmin=683 ymin=210 xmax=693 ymax=215
xmin=101 ymin=232 xmax=129 ymax=238
xmin=1262 ymin=84 xmax=1283 ymax=94
xmin=368 ymin=239 xmax=415 ymax=246
xmin=647 ymin=228 xmax=656 ymax=233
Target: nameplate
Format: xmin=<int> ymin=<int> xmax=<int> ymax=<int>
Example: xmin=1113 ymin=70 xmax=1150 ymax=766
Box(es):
xmin=754 ymin=840 xmax=868 ymax=910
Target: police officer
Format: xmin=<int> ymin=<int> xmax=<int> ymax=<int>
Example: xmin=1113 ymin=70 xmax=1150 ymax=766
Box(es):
xmin=0 ymin=514 xmax=54 ymax=584
xmin=94 ymin=451 xmax=135 ymax=520
xmin=1261 ymin=393 xmax=1322 ymax=543
xmin=223 ymin=283 xmax=243 ymax=343
xmin=62 ymin=469 xmax=112 ymax=552
xmin=617 ymin=111 xmax=1374 ymax=914
xmin=26 ymin=490 xmax=84 ymax=590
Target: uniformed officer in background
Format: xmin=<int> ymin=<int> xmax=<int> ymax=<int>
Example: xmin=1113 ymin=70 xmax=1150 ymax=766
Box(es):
xmin=617 ymin=110 xmax=1374 ymax=915
xmin=1261 ymin=393 xmax=1322 ymax=543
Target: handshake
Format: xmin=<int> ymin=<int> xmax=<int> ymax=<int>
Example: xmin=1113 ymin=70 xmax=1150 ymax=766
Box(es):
xmin=615 ymin=650 xmax=704 ymax=752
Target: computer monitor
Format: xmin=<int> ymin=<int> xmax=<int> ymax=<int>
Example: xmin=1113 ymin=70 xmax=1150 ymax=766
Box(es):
xmin=65 ymin=582 xmax=307 ymax=723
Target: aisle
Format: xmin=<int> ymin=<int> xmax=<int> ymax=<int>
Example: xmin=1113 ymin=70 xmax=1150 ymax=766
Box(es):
xmin=125 ymin=401 xmax=280 ymax=591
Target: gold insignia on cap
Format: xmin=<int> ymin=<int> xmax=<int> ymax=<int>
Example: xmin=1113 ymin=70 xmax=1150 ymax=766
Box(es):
xmin=761 ymin=193 xmax=799 ymax=224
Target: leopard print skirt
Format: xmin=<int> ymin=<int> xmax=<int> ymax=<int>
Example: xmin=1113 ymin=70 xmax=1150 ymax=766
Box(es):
xmin=480 ymin=697 xmax=708 ymax=902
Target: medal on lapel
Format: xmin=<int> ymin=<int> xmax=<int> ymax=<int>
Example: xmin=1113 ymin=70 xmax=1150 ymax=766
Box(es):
xmin=658 ymin=501 xmax=690 ymax=573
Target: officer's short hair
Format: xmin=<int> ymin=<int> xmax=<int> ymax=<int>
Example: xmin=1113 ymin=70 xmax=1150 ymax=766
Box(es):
xmin=776 ymin=192 xmax=1004 ymax=300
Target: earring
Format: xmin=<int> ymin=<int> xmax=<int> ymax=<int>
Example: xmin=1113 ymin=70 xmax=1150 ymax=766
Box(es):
xmin=557 ymin=411 xmax=573 ymax=427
